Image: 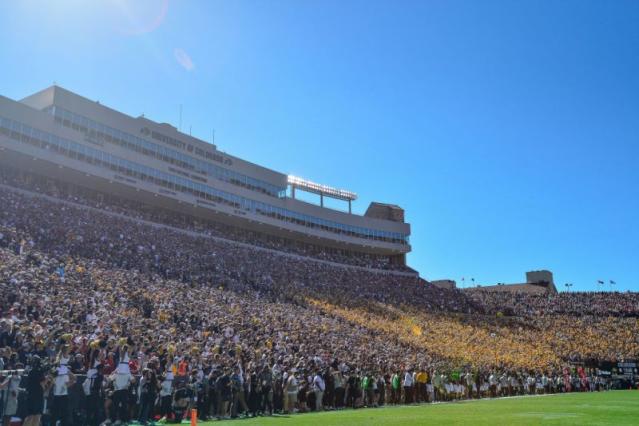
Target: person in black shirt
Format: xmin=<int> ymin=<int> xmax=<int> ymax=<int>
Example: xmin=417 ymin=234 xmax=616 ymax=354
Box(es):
xmin=171 ymin=380 xmax=193 ymax=424
xmin=259 ymin=366 xmax=273 ymax=416
xmin=85 ymin=363 xmax=104 ymax=426
xmin=138 ymin=368 xmax=158 ymax=425
xmin=69 ymin=353 xmax=86 ymax=375
xmin=215 ymin=369 xmax=232 ymax=418
xmin=346 ymin=374 xmax=357 ymax=408
xmin=207 ymin=369 xmax=219 ymax=419
xmin=195 ymin=369 xmax=209 ymax=421
xmin=248 ymin=368 xmax=261 ymax=417
xmin=23 ymin=355 xmax=49 ymax=426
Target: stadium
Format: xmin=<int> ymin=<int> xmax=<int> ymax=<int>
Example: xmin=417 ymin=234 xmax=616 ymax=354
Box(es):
xmin=1 ymin=84 xmax=638 ymax=426
xmin=2 ymin=4 xmax=639 ymax=426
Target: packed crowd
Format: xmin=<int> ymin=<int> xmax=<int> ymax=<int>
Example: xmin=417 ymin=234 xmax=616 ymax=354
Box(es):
xmin=0 ymin=184 xmax=475 ymax=315
xmin=0 ymin=171 xmax=638 ymax=425
xmin=0 ymin=168 xmax=412 ymax=272
xmin=0 ymin=246 xmax=429 ymax=425
xmin=468 ymin=290 xmax=639 ymax=317
xmin=0 ymin=248 xmax=622 ymax=425
xmin=311 ymin=300 xmax=639 ymax=370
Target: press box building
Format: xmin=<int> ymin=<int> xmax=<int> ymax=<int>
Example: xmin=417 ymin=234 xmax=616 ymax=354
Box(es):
xmin=0 ymin=86 xmax=412 ymax=270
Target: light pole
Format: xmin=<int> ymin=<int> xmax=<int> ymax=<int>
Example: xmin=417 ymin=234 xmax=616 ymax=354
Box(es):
xmin=564 ymin=283 xmax=573 ymax=292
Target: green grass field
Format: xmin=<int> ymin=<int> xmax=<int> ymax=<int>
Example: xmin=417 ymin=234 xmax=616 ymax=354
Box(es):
xmin=195 ymin=391 xmax=639 ymax=426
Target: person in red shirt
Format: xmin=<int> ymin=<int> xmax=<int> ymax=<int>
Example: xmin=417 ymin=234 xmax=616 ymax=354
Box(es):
xmin=103 ymin=352 xmax=116 ymax=375
xmin=129 ymin=355 xmax=140 ymax=376
xmin=178 ymin=357 xmax=189 ymax=377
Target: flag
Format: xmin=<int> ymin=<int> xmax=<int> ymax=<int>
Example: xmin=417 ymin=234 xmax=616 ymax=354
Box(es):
xmin=471 ymin=278 xmax=475 ymax=282
xmin=610 ymin=280 xmax=616 ymax=284
xmin=597 ymin=280 xmax=604 ymax=284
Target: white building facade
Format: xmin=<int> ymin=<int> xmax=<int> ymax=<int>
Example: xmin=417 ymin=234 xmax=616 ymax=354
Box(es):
xmin=0 ymin=86 xmax=411 ymax=267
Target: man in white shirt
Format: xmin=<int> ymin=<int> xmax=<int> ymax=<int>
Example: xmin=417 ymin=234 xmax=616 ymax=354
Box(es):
xmin=110 ymin=346 xmax=133 ymax=424
xmin=159 ymin=370 xmax=174 ymax=419
xmin=488 ymin=372 xmax=498 ymax=398
xmin=284 ymin=369 xmax=299 ymax=414
xmin=51 ymin=351 xmax=75 ymax=426
xmin=465 ymin=371 xmax=474 ymax=399
xmin=499 ymin=373 xmax=509 ymax=397
xmin=403 ymin=369 xmax=414 ymax=404
xmin=313 ymin=371 xmax=325 ymax=411
xmin=1 ymin=371 xmax=23 ymax=422
xmin=526 ymin=374 xmax=536 ymax=395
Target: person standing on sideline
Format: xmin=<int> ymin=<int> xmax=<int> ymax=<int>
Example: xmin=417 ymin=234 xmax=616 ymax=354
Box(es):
xmin=159 ymin=369 xmax=175 ymax=421
xmin=403 ymin=368 xmax=414 ymax=404
xmin=391 ymin=371 xmax=400 ymax=404
xmin=231 ymin=364 xmax=249 ymax=418
xmin=284 ymin=369 xmax=299 ymax=414
xmin=111 ymin=345 xmax=133 ymax=424
xmin=332 ymin=368 xmax=345 ymax=409
xmin=415 ymin=368 xmax=428 ymax=402
xmin=51 ymin=347 xmax=75 ymax=426
xmin=84 ymin=354 xmax=105 ymax=426
xmin=313 ymin=370 xmax=325 ymax=411
xmin=23 ymin=355 xmax=49 ymax=426
xmin=138 ymin=368 xmax=159 ymax=425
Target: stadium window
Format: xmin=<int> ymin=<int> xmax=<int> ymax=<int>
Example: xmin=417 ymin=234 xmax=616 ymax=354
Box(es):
xmin=1 ymin=116 xmax=409 ymax=245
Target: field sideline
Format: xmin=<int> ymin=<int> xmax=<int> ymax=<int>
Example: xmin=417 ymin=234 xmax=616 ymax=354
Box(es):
xmin=193 ymin=391 xmax=639 ymax=425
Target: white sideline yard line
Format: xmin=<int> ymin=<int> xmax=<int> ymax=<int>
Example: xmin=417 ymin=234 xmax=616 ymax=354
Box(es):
xmin=0 ymin=183 xmax=418 ymax=277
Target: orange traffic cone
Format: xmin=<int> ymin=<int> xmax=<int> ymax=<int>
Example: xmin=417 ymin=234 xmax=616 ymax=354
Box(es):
xmin=191 ymin=408 xmax=197 ymax=426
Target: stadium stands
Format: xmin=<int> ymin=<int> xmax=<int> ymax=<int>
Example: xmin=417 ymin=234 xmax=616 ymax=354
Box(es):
xmin=0 ymin=166 xmax=414 ymax=274
xmin=467 ymin=290 xmax=639 ymax=317
xmin=1 ymin=169 xmax=638 ymax=424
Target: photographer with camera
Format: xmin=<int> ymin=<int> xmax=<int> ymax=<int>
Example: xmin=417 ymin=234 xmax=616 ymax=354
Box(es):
xmin=1 ymin=368 xmax=22 ymax=426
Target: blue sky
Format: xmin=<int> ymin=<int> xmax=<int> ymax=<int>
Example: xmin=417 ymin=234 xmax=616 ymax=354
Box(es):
xmin=1 ymin=0 xmax=638 ymax=291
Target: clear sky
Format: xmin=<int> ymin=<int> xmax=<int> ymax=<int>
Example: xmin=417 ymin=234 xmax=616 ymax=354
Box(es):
xmin=1 ymin=0 xmax=638 ymax=291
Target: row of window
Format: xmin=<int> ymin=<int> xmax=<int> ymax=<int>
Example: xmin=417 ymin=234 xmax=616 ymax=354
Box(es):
xmin=45 ymin=106 xmax=287 ymax=198
xmin=0 ymin=116 xmax=409 ymax=245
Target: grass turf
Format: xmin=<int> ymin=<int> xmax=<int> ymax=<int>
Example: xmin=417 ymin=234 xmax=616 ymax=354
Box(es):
xmin=194 ymin=391 xmax=639 ymax=425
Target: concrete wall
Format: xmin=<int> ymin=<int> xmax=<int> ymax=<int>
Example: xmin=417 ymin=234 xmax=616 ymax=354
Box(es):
xmin=431 ymin=280 xmax=457 ymax=290
xmin=526 ymin=270 xmax=554 ymax=285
